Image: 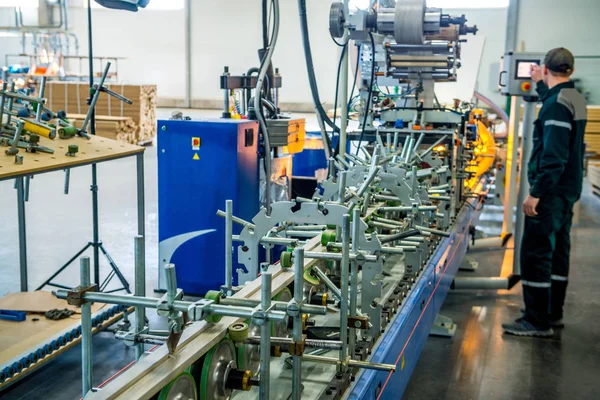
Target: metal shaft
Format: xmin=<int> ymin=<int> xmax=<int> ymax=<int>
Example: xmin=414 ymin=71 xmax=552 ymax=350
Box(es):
xmin=80 ymin=256 xmax=93 ymax=397
xmin=349 ymin=209 xmax=360 ymax=357
xmin=301 ymin=354 xmax=395 ymax=372
xmin=35 ymin=77 xmax=47 ymax=123
xmin=216 ymin=209 xmax=256 ymax=230
xmin=165 ymin=263 xmax=177 ymax=304
xmin=339 ymin=214 xmax=350 ymax=372
xmin=0 ymin=82 xmax=8 ymax=126
xmin=259 ymin=272 xmax=272 ymax=400
xmin=134 ymin=236 xmax=145 ymax=361
xmin=292 ymin=248 xmax=304 ymax=400
xmin=16 ymin=176 xmax=28 ymax=292
xmin=81 ymin=62 xmax=111 ymax=133
xmin=225 ymin=200 xmax=233 ymax=294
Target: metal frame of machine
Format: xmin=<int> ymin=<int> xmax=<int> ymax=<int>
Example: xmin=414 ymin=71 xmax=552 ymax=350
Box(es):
xmin=35 ymin=1 xmax=504 ymax=399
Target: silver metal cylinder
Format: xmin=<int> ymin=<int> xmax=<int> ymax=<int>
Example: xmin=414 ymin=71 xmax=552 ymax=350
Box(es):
xmin=225 ymin=200 xmax=233 ymax=294
xmin=349 ymin=209 xmax=361 ymax=356
xmin=259 ymin=272 xmax=272 ymax=400
xmin=292 ymin=248 xmax=304 ymax=400
xmin=35 ymin=76 xmax=47 ymax=123
xmin=165 ymin=264 xmax=177 ymax=304
xmin=80 ymin=256 xmax=93 ymax=397
xmin=339 ymin=214 xmax=350 ymax=372
xmin=134 ymin=235 xmax=146 ymax=361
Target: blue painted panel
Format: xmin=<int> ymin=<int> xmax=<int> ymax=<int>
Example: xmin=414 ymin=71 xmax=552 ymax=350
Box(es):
xmin=157 ymin=119 xmax=259 ymax=295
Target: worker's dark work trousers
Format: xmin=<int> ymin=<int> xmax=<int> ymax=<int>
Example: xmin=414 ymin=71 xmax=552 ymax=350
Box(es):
xmin=520 ymin=193 xmax=574 ymax=329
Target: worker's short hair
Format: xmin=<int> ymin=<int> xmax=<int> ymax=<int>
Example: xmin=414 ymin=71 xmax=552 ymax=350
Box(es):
xmin=544 ymin=48 xmax=575 ymax=77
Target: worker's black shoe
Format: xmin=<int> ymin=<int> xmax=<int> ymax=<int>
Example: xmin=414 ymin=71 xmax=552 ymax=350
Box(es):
xmin=520 ymin=309 xmax=565 ymax=328
xmin=502 ymin=318 xmax=554 ymax=337
xmin=550 ymin=318 xmax=565 ymax=328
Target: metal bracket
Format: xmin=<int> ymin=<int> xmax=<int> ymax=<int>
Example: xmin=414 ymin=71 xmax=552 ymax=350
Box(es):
xmin=66 ymin=284 xmax=98 ymax=306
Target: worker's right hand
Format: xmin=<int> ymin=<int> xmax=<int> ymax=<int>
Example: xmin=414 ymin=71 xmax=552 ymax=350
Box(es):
xmin=530 ymin=64 xmax=543 ymax=83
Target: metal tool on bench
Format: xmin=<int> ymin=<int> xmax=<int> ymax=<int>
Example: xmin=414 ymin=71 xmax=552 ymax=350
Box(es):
xmin=79 ymin=62 xmax=133 ymax=138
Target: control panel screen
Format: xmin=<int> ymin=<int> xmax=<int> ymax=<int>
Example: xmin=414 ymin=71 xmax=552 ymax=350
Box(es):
xmin=515 ymin=60 xmax=540 ymax=79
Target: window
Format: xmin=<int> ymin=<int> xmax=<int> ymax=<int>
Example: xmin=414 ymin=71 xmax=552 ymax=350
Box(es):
xmin=427 ymin=0 xmax=508 ymax=8
xmin=89 ymin=0 xmax=184 ymax=10
xmin=349 ymin=0 xmax=508 ymax=10
xmin=0 ymin=0 xmax=39 ymax=7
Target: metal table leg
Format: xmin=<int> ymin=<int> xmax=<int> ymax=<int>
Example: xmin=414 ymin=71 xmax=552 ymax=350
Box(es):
xmin=16 ymin=177 xmax=28 ymax=292
xmin=135 ymin=153 xmax=146 ymax=361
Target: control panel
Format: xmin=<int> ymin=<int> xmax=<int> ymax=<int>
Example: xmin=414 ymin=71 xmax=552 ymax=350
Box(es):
xmin=499 ymin=52 xmax=544 ymax=97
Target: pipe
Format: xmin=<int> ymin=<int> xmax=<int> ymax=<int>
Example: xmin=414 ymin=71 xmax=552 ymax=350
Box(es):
xmin=292 ymin=248 xmax=304 ymax=400
xmin=247 ymin=336 xmax=342 ymax=351
xmin=474 ymin=91 xmax=509 ymax=135
xmin=349 ymin=208 xmax=360 ymax=357
xmin=255 ymin=0 xmax=280 ymax=215
xmin=301 ymin=354 xmax=396 ymax=372
xmin=224 ymin=200 xmax=233 ymax=294
xmin=80 ymin=256 xmax=92 ymax=397
xmin=259 ymin=273 xmax=272 ymax=400
xmin=339 ymin=215 xmax=350 ymax=372
xmin=134 ymin=236 xmax=145 ymax=361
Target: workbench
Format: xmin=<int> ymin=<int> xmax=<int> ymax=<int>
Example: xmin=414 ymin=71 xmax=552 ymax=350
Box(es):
xmin=0 ymin=134 xmax=145 ymax=292
xmin=0 ymin=133 xmax=145 ymax=390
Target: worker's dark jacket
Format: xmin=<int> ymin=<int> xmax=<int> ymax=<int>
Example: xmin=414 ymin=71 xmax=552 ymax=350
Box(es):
xmin=528 ymin=81 xmax=587 ymax=201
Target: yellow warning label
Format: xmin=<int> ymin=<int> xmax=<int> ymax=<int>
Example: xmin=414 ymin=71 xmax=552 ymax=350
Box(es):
xmin=192 ymin=137 xmax=201 ymax=150
xmin=193 ymin=153 xmax=200 ymax=160
xmin=401 ymin=355 xmax=405 ymax=370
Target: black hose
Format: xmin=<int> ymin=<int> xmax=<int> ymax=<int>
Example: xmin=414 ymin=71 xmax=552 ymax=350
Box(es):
xmin=297 ymin=0 xmax=340 ymax=139
xmin=262 ymin=0 xmax=269 ymax=48
xmin=356 ymin=32 xmax=376 ymax=154
xmin=332 ymin=44 xmax=348 ymax=156
xmin=246 ymin=67 xmax=260 ymax=111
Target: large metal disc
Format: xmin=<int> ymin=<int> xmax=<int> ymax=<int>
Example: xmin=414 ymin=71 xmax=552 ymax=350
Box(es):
xmin=237 ymin=323 xmax=261 ymax=376
xmin=394 ymin=0 xmax=426 ymax=45
xmin=329 ymin=2 xmax=346 ymax=39
xmin=158 ymin=372 xmax=197 ymax=400
xmin=199 ymin=339 xmax=236 ymax=400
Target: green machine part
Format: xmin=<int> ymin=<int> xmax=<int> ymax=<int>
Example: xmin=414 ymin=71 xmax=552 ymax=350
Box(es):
xmin=192 ymin=338 xmax=237 ymax=400
xmin=204 ymin=290 xmax=222 ymax=323
xmin=156 ymin=372 xmax=197 ymax=400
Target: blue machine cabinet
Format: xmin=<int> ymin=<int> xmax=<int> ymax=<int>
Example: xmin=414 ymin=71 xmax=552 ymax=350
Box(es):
xmin=157 ymin=119 xmax=259 ymax=295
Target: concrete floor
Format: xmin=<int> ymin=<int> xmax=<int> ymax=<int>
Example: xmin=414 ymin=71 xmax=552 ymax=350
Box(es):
xmin=1 ymin=109 xmax=599 ymax=399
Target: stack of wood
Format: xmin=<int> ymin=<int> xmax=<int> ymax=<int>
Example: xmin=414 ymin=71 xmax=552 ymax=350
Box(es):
xmin=66 ymin=113 xmax=139 ymax=142
xmin=45 ymin=82 xmax=156 ymax=145
xmin=521 ymin=105 xmax=600 ymax=158
xmin=584 ymin=106 xmax=600 ymax=158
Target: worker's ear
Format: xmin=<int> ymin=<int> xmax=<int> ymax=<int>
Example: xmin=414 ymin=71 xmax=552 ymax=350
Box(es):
xmin=542 ymin=65 xmax=549 ymax=76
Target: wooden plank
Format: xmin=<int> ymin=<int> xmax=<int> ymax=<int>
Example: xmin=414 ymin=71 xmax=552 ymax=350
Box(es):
xmin=89 ymin=236 xmax=323 ymax=400
xmin=0 ymin=135 xmax=143 ymax=181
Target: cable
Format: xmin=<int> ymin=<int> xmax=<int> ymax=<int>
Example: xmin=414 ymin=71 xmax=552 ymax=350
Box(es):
xmin=356 ymin=32 xmax=376 ymax=155
xmin=348 ymin=44 xmax=361 ymax=111
xmin=297 ymin=0 xmax=340 ymax=142
xmin=332 ymin=43 xmax=348 ymax=155
xmin=255 ymin=0 xmax=280 ymax=215
xmin=262 ymin=0 xmax=269 ymax=48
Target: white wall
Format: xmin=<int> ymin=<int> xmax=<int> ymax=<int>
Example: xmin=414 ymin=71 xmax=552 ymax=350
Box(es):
xmin=516 ymin=0 xmax=600 ymax=104
xmin=1 ymin=1 xmax=599 ymax=108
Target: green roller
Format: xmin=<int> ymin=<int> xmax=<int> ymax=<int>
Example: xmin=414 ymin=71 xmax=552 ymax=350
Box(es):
xmin=228 ymin=322 xmax=249 ymax=344
xmin=236 ymin=323 xmax=260 ymax=375
xmin=386 ymin=200 xmax=401 ymax=207
xmin=58 ymin=125 xmax=78 ymax=139
xmin=321 ymin=230 xmax=337 ymax=246
xmin=326 ymin=224 xmax=337 ymax=230
xmin=280 ymin=251 xmax=293 ymax=269
xmin=157 ymin=372 xmax=197 ymax=400
xmin=303 ymin=267 xmax=320 ymax=286
xmin=204 ymin=291 xmax=222 ymax=323
xmin=199 ymin=339 xmax=236 ymax=400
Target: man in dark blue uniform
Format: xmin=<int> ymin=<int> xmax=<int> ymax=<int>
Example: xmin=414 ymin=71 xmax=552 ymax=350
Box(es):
xmin=503 ymin=48 xmax=587 ymax=337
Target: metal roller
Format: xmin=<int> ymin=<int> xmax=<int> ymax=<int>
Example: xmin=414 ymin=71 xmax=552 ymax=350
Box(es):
xmin=394 ymin=0 xmax=426 ymax=45
xmin=329 ymin=2 xmax=346 ymax=39
xmin=237 ymin=323 xmax=261 ymax=376
xmin=194 ymin=339 xmax=237 ymax=400
xmin=156 ymin=372 xmax=197 ymax=400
